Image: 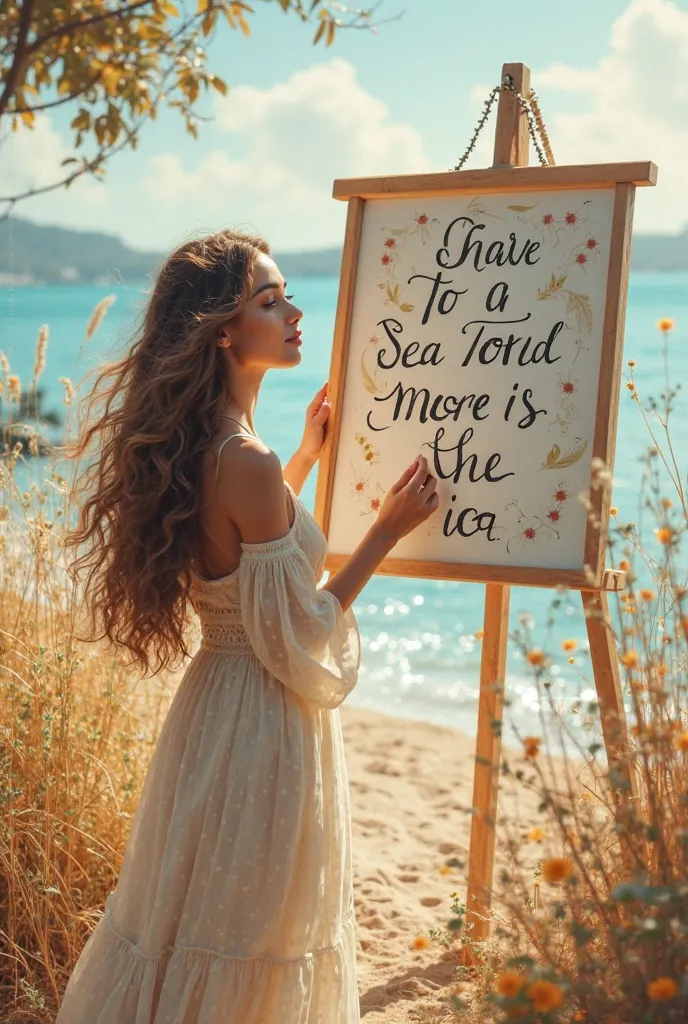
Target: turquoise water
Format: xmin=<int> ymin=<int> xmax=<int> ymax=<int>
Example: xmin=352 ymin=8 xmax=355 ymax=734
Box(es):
xmin=2 ymin=274 xmax=687 ymax=738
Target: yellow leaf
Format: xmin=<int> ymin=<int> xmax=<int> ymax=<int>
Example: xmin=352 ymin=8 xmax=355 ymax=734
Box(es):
xmin=507 ymin=204 xmax=537 ymax=212
xmin=399 ymin=303 xmax=414 ymax=313
xmin=211 ymin=75 xmax=228 ymax=96
xmin=160 ymin=0 xmax=180 ymax=14
xmin=313 ymin=19 xmax=326 ymax=44
xmin=20 ymin=110 xmax=35 ymax=127
xmin=101 ymin=67 xmax=120 ymax=95
xmin=360 ymin=352 xmax=382 ymax=396
xmin=197 ymin=0 xmax=210 ymax=11
xmin=57 ymin=78 xmax=72 ymax=95
xmin=326 ymin=19 xmax=335 ymax=46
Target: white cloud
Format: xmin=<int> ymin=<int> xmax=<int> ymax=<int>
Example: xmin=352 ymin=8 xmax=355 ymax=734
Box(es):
xmin=142 ymin=58 xmax=432 ymax=249
xmin=535 ymin=0 xmax=688 ymax=233
xmin=0 ymin=114 xmax=109 ymax=212
xmin=463 ymin=1 xmax=687 ymax=235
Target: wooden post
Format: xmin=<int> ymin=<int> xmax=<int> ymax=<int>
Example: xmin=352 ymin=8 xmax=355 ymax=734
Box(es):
xmin=464 ymin=63 xmax=531 ymax=946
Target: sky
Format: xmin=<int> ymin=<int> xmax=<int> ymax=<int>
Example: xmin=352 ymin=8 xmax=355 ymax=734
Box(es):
xmin=1 ymin=0 xmax=687 ymax=254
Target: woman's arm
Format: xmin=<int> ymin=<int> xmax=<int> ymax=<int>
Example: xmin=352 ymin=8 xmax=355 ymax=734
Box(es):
xmin=320 ymin=522 xmax=396 ymax=613
xmin=282 ymin=447 xmax=317 ymax=496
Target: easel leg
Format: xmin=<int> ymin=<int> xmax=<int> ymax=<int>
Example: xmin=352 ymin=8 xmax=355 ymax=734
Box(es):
xmin=582 ymin=589 xmax=637 ymax=801
xmin=465 ymin=583 xmax=510 ymax=947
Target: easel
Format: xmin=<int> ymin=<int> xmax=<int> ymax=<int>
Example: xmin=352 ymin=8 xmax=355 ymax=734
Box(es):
xmin=318 ymin=61 xmax=654 ymax=951
xmin=464 ymin=62 xmax=636 ymax=945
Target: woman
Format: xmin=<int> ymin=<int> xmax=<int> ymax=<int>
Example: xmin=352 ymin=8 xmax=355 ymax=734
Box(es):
xmin=56 ymin=228 xmax=439 ymax=1023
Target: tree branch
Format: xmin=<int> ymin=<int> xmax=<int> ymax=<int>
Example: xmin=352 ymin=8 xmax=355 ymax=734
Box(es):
xmin=0 ymin=0 xmax=35 ymax=120
xmin=26 ymin=0 xmax=154 ymax=57
xmin=11 ymin=74 xmax=102 ymax=115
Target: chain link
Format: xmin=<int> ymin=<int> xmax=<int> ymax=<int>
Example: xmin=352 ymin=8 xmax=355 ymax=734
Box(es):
xmin=453 ymin=74 xmax=555 ymax=172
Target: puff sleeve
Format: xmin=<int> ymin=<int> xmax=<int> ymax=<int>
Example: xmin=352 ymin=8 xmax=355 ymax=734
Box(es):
xmin=238 ymin=532 xmax=361 ymax=710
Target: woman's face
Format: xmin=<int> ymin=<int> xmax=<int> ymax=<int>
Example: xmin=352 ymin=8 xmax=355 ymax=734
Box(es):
xmin=220 ymin=253 xmax=304 ymax=369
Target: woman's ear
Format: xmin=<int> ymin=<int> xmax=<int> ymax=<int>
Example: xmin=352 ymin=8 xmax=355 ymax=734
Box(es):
xmin=216 ymin=326 xmax=231 ymax=349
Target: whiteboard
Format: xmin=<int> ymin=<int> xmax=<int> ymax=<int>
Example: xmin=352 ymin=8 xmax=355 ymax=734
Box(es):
xmin=326 ymin=188 xmax=617 ymax=572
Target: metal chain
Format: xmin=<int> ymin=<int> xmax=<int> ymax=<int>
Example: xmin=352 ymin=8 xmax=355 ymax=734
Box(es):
xmin=453 ymin=74 xmax=555 ymax=171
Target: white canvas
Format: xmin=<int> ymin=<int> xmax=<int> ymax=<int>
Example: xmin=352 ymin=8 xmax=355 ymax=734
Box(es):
xmin=327 ymin=188 xmax=617 ymax=571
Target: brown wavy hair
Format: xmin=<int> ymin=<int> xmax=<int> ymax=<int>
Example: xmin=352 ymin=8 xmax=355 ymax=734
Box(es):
xmin=64 ymin=228 xmax=270 ymax=676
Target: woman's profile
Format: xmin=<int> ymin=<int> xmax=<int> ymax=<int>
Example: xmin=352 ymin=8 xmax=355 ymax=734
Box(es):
xmin=56 ymin=228 xmax=439 ymax=1023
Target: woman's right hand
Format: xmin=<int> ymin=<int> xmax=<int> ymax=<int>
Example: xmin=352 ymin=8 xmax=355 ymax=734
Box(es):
xmin=373 ymin=454 xmax=439 ymax=543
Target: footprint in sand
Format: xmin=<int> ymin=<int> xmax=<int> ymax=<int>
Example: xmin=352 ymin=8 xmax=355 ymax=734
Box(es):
xmin=420 ymin=896 xmax=442 ymax=907
xmin=364 ymin=760 xmax=402 ymax=777
xmin=398 ymin=873 xmax=419 ymax=883
xmin=438 ymin=841 xmax=464 ymax=855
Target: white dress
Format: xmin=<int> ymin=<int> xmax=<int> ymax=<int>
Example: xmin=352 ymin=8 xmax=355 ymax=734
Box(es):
xmin=56 ymin=468 xmax=362 ymax=1023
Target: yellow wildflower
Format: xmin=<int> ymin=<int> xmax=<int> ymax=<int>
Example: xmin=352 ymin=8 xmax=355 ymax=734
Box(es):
xmin=474 ymin=628 xmax=484 ymax=640
xmin=639 ymin=588 xmax=656 ymax=601
xmin=609 ymin=505 xmax=618 ymax=515
xmin=527 ymin=827 xmax=545 ymax=843
xmin=620 ymin=650 xmax=639 ymax=669
xmin=618 ymin=559 xmax=630 ymax=571
xmin=656 ymin=318 xmax=675 ymax=333
xmin=527 ymin=979 xmax=564 ymax=1012
xmin=526 ymin=649 xmax=545 ymax=667
xmin=647 ymin=977 xmax=678 ymax=1001
xmin=411 ymin=934 xmax=430 ymax=950
xmin=561 ymin=639 xmax=576 ymax=652
xmin=676 ymin=730 xmax=688 ymax=752
xmin=523 ymin=736 xmax=541 ymax=759
xmin=655 ymin=526 xmax=673 ymax=545
xmin=541 ymin=857 xmax=574 ymax=884
xmin=496 ymin=972 xmax=525 ymax=997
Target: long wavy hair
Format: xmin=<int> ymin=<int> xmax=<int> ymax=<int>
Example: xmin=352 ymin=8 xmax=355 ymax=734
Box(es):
xmin=64 ymin=228 xmax=270 ymax=676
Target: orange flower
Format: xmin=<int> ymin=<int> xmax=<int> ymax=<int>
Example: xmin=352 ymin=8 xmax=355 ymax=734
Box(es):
xmin=561 ymin=639 xmax=576 ymax=652
xmin=655 ymin=526 xmax=673 ymax=545
xmin=618 ymin=560 xmax=630 ymax=571
xmin=523 ymin=736 xmax=541 ymax=759
xmin=541 ymin=857 xmax=574 ymax=884
xmin=626 ymin=381 xmax=635 ymax=391
xmin=609 ymin=505 xmax=618 ymax=515
xmin=526 ymin=649 xmax=545 ymax=666
xmin=676 ymin=730 xmax=688 ymax=752
xmin=527 ymin=827 xmax=545 ymax=842
xmin=662 ymin=498 xmax=673 ymax=509
xmin=647 ymin=977 xmax=678 ymax=1001
xmin=496 ymin=972 xmax=525 ymax=997
xmin=656 ymin=318 xmax=675 ymax=333
xmin=657 ymin=663 xmax=668 ymax=677
xmin=527 ymin=979 xmax=564 ymax=1012
xmin=620 ymin=650 xmax=639 ymax=669
xmin=639 ymin=588 xmax=656 ymax=601
xmin=411 ymin=934 xmax=430 ymax=950
xmin=474 ymin=628 xmax=484 ymax=640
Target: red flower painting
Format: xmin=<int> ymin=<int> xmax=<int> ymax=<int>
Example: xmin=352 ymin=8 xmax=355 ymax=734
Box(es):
xmin=381 ymin=254 xmax=391 ymax=265
xmin=576 ymin=253 xmax=587 ymax=265
xmin=384 ymin=237 xmax=396 ymax=248
xmin=547 ymin=509 xmax=560 ymax=522
xmin=543 ymin=213 xmax=554 ymax=225
xmin=555 ymin=489 xmax=567 ymax=503
xmin=417 ymin=214 xmax=428 ymax=225
xmin=561 ymin=381 xmax=575 ymax=394
xmin=524 ymin=527 xmax=536 ymax=540
xmin=565 ymin=212 xmax=577 ymax=225
xmin=586 ymin=238 xmax=598 ymax=250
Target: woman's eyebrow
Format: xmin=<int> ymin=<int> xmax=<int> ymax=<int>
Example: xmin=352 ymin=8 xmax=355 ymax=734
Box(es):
xmin=251 ymin=280 xmax=286 ymax=298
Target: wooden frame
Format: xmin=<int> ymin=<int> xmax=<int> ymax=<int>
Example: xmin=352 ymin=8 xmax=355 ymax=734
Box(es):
xmin=315 ymin=165 xmax=653 ymax=590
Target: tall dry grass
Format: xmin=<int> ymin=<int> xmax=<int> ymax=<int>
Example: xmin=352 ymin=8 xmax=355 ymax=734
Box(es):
xmin=0 ymin=309 xmax=182 ymax=1020
xmin=434 ymin=321 xmax=687 ymax=1022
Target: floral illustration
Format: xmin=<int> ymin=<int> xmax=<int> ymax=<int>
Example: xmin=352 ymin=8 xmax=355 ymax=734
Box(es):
xmin=504 ymin=484 xmax=569 ymax=553
xmin=349 ymin=435 xmax=387 ymax=517
xmin=360 ymin=343 xmax=388 ymax=397
xmin=537 ymin=272 xmax=593 ymax=336
xmin=377 ymin=211 xmax=439 ymax=314
xmin=511 ymin=199 xmax=594 ymax=248
xmin=549 ymin=369 xmax=582 ymax=436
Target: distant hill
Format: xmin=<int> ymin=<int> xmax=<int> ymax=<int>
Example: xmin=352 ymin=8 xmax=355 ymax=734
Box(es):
xmin=0 ymin=215 xmax=685 ymax=285
xmin=0 ymin=216 xmax=341 ymax=285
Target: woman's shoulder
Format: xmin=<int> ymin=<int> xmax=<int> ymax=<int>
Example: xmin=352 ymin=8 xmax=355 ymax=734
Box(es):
xmin=205 ymin=433 xmax=291 ymax=544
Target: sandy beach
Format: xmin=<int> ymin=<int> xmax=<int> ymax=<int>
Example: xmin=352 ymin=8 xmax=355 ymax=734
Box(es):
xmin=342 ymin=704 xmax=544 ymax=1023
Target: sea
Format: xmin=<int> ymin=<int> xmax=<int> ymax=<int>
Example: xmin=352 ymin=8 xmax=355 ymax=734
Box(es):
xmin=2 ymin=273 xmax=687 ymax=742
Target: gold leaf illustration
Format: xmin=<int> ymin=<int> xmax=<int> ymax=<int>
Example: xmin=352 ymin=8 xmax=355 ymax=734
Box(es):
xmin=360 ymin=352 xmax=383 ymax=396
xmin=507 ymin=204 xmax=538 ymax=212
xmin=565 ymin=291 xmax=593 ymax=335
xmin=399 ymin=302 xmax=414 ymax=313
xmin=541 ymin=440 xmax=588 ymax=470
xmin=541 ymin=444 xmax=561 ymax=469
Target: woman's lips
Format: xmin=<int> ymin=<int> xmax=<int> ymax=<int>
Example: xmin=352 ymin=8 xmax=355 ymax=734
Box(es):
xmin=286 ymin=332 xmax=302 ymax=345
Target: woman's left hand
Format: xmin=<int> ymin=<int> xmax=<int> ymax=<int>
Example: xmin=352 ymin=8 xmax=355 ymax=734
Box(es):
xmin=298 ymin=382 xmax=332 ymax=462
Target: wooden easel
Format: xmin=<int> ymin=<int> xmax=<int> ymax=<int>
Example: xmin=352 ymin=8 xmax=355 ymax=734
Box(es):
xmin=464 ymin=62 xmax=636 ymax=945
xmin=318 ymin=61 xmax=653 ymax=951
